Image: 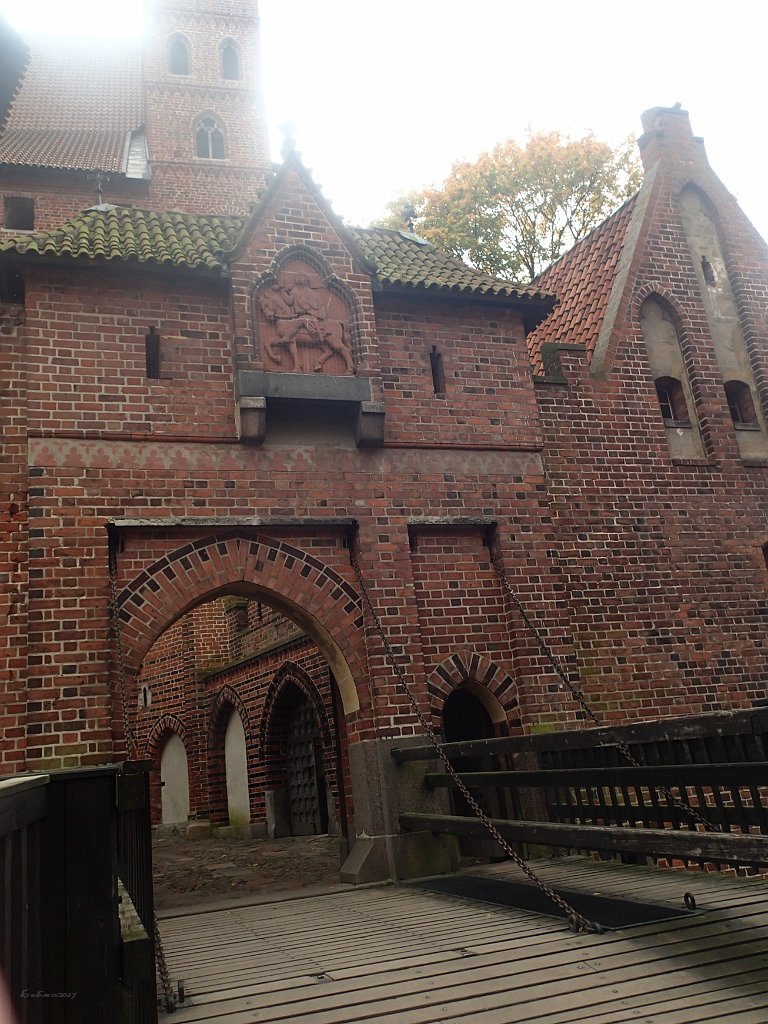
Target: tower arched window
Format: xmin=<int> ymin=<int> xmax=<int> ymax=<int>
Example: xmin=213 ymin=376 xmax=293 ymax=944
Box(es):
xmin=221 ymin=40 xmax=239 ymax=80
xmin=195 ymin=115 xmax=226 ymax=160
xmin=724 ymin=380 xmax=758 ymax=426
xmin=169 ymin=35 xmax=189 ymax=75
xmin=655 ymin=376 xmax=690 ymax=426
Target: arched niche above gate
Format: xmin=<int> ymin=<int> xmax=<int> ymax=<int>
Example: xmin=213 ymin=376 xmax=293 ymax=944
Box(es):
xmin=253 ymin=251 xmax=356 ymax=377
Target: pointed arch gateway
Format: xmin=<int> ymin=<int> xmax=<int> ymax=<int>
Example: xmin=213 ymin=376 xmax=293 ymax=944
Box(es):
xmin=115 ymin=531 xmax=367 ymax=835
xmin=113 ymin=531 xmax=366 ymax=720
xmin=260 ymin=662 xmax=338 ymax=838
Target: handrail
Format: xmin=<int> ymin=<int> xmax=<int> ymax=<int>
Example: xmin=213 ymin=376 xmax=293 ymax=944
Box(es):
xmin=391 ymin=707 xmax=768 ymax=763
xmin=400 ymin=812 xmax=768 ymax=866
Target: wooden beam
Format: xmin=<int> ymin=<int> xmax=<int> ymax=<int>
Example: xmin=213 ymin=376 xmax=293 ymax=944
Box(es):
xmin=391 ymin=708 xmax=768 ymax=763
xmin=423 ymin=762 xmax=768 ymax=789
xmin=399 ymin=813 xmax=768 ymax=865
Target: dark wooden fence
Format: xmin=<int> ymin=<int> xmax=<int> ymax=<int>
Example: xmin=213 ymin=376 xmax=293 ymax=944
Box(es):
xmin=395 ymin=708 xmax=768 ymax=869
xmin=0 ymin=764 xmax=156 ymax=1024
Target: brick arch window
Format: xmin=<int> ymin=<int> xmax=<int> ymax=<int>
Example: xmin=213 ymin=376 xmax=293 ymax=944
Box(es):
xmin=168 ymin=35 xmax=190 ymax=75
xmin=221 ymin=39 xmax=240 ymax=80
xmin=654 ymin=375 xmax=690 ymax=426
xmin=724 ymin=379 xmax=758 ymax=427
xmin=195 ymin=114 xmax=226 ymax=160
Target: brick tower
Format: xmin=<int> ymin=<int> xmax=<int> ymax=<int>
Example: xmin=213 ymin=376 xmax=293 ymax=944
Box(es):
xmin=142 ymin=0 xmax=271 ymax=214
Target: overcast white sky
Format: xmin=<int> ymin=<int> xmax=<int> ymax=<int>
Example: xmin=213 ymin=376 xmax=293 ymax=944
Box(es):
xmin=1 ymin=0 xmax=767 ymax=239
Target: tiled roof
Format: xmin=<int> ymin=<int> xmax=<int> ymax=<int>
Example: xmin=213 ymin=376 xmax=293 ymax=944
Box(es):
xmin=526 ymin=194 xmax=638 ymax=373
xmin=349 ymin=226 xmax=552 ymax=303
xmin=0 ymin=128 xmax=129 ymax=172
xmin=0 ymin=37 xmax=142 ymax=171
xmin=0 ymin=207 xmax=555 ymax=313
xmin=0 ymin=206 xmax=244 ymax=271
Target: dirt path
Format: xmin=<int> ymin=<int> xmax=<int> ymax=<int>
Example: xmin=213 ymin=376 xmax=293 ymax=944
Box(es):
xmin=152 ymin=833 xmax=343 ymax=909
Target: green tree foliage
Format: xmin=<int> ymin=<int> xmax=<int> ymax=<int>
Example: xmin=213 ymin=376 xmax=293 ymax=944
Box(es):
xmin=380 ymin=132 xmax=643 ymax=282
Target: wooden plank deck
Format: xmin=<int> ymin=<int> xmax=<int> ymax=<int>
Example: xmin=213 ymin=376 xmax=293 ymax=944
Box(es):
xmin=157 ymin=857 xmax=768 ymax=1023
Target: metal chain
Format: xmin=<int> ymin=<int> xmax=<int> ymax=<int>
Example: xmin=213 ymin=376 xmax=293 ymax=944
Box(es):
xmin=108 ymin=550 xmax=140 ymax=760
xmin=108 ymin=549 xmax=177 ymax=1011
xmin=489 ymin=551 xmax=717 ymax=833
xmin=154 ymin=910 xmax=178 ymax=1013
xmin=350 ymin=551 xmax=598 ymax=934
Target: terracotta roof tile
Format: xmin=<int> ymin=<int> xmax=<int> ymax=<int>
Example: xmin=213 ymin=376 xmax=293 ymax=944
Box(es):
xmin=0 ymin=127 xmax=129 ymax=171
xmin=0 ymin=37 xmax=142 ymax=171
xmin=526 ymin=195 xmax=638 ymax=373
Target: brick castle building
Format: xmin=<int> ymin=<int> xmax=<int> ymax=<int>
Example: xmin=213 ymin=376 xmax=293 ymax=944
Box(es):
xmin=1 ymin=0 xmax=767 ymax=880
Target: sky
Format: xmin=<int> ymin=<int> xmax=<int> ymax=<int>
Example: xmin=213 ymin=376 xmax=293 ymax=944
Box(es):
xmin=1 ymin=0 xmax=766 ymax=239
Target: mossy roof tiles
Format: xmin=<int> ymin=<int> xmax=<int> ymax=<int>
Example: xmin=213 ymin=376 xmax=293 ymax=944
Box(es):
xmin=0 ymin=206 xmax=245 ymax=270
xmin=348 ymin=226 xmax=550 ymax=301
xmin=0 ymin=206 xmax=554 ymax=311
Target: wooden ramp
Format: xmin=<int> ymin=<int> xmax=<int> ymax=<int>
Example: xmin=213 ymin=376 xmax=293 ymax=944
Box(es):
xmin=157 ymin=857 xmax=768 ymax=1023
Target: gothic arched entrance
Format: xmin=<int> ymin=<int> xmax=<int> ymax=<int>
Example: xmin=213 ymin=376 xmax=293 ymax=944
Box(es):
xmin=263 ymin=674 xmax=335 ymax=839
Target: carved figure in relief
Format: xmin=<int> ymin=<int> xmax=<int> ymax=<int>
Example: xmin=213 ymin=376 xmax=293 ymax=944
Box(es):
xmin=257 ymin=274 xmax=353 ymax=374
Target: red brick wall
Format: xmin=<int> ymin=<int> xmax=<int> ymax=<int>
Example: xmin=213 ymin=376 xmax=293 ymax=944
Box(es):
xmin=5 ymin=107 xmax=768 ymax=788
xmin=136 ymin=597 xmax=345 ymax=829
xmin=0 ymin=312 xmax=28 ymax=769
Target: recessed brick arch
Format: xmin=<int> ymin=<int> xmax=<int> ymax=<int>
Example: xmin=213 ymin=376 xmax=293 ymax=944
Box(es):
xmin=114 ymin=531 xmax=366 ymax=717
xmin=208 ymin=684 xmax=252 ymax=749
xmin=145 ymin=713 xmax=193 ymax=823
xmin=208 ymin=684 xmax=253 ymax=825
xmin=427 ymin=650 xmax=520 ymax=728
xmin=145 ymin=713 xmax=190 ymax=759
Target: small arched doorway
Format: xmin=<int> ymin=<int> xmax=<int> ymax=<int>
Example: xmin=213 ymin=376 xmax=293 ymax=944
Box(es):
xmin=160 ymin=733 xmax=191 ymax=825
xmin=224 ymin=709 xmax=251 ymax=828
xmin=443 ymin=685 xmax=506 ymax=858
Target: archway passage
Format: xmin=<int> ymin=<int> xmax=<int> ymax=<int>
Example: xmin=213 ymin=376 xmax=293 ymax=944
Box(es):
xmin=136 ymin=589 xmax=349 ymax=906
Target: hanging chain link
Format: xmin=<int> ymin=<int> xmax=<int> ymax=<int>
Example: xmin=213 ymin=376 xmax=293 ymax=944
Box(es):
xmin=108 ymin=547 xmax=177 ymax=1012
xmin=153 ymin=910 xmax=178 ymax=1013
xmin=350 ymin=551 xmax=598 ymax=934
xmin=489 ymin=551 xmax=717 ymax=834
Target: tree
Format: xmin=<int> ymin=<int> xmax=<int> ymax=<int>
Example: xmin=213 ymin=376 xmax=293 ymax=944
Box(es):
xmin=380 ymin=132 xmax=643 ymax=282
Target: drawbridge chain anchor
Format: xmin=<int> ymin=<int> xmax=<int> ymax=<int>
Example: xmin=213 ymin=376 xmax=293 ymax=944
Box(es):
xmin=348 ymin=542 xmax=602 ymax=935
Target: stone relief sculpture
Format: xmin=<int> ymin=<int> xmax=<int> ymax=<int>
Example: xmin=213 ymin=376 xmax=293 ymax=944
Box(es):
xmin=255 ymin=262 xmax=353 ymax=375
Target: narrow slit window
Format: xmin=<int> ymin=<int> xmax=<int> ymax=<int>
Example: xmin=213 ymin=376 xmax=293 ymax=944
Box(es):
xmin=654 ymin=376 xmax=689 ymax=425
xmin=145 ymin=326 xmax=161 ymax=379
xmin=430 ymin=346 xmax=446 ymax=396
xmin=221 ymin=41 xmax=239 ymax=80
xmin=724 ymin=380 xmax=758 ymax=426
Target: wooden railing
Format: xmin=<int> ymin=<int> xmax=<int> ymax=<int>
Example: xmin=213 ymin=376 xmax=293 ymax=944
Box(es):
xmin=0 ymin=764 xmax=156 ymax=1024
xmin=394 ymin=708 xmax=768 ymax=870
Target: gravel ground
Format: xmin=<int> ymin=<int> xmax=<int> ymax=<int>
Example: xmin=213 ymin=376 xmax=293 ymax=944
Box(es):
xmin=152 ymin=833 xmax=343 ymax=909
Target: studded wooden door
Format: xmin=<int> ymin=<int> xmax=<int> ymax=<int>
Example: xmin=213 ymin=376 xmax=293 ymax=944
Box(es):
xmin=286 ymin=697 xmax=322 ymax=836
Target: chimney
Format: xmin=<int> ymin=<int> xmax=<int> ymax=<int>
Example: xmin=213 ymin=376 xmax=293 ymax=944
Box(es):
xmin=637 ymin=105 xmax=709 ymax=173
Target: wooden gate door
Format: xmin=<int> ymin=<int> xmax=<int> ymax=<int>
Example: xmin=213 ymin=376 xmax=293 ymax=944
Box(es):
xmin=286 ymin=697 xmax=323 ymax=835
